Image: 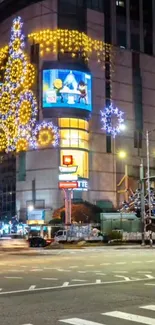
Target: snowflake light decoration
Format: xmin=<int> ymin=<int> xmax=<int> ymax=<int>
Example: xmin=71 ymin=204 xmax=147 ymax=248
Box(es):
xmin=100 ymin=104 xmax=125 ymax=138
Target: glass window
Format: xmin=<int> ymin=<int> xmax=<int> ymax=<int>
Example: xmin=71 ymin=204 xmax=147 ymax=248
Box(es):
xmin=60 ymin=129 xmax=89 ymax=149
xmin=59 ymin=118 xmax=69 ymax=128
xmin=70 ymin=130 xmax=79 ymax=147
xmin=58 ymin=118 xmax=88 ymax=130
xmin=60 ymin=149 xmax=89 ymax=178
xmin=60 ymin=129 xmax=70 ymax=147
xmin=70 ymin=118 xmax=78 ymax=128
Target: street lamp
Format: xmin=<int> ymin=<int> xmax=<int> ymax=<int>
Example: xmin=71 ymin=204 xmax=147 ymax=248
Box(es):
xmin=117 ymin=150 xmax=128 ymax=203
xmin=118 ymin=150 xmax=127 ymax=159
xmin=27 ymin=205 xmax=34 ymax=212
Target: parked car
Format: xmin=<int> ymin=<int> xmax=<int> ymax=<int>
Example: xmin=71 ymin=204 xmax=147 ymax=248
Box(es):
xmin=28 ymin=236 xmax=53 ymax=248
xmin=0 ymin=235 xmax=29 ymax=250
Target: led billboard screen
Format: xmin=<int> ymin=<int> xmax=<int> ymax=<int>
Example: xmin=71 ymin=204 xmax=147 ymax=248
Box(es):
xmin=42 ymin=69 xmax=92 ymax=111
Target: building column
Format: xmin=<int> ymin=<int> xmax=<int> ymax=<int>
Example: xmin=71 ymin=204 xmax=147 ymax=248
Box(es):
xmin=111 ymin=0 xmax=117 ymax=45
xmin=126 ymin=0 xmax=130 ymax=49
xmin=139 ymin=0 xmax=144 ymax=53
xmin=152 ymin=0 xmax=155 ymax=55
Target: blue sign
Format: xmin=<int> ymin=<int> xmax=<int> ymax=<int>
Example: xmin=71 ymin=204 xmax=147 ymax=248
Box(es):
xmin=42 ymin=69 xmax=92 ymax=111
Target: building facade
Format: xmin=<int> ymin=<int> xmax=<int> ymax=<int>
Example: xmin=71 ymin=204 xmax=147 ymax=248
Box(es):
xmin=0 ymin=0 xmax=154 ymax=220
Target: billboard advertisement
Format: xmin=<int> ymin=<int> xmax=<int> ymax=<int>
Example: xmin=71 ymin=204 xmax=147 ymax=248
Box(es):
xmin=42 ymin=69 xmax=92 ymax=111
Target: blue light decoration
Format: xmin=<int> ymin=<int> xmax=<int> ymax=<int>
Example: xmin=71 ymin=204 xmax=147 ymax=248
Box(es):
xmin=0 ymin=16 xmax=59 ymax=153
xmin=31 ymin=121 xmax=59 ymax=149
xmin=100 ymin=104 xmax=125 ymax=138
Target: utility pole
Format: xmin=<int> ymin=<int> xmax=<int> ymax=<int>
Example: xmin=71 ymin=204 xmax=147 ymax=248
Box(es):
xmin=146 ymin=130 xmax=153 ymax=246
xmin=140 ymin=159 xmax=145 ymax=245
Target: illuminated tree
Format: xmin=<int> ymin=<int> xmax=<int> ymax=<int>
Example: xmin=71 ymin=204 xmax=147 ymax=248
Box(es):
xmin=0 ymin=17 xmax=58 ymax=153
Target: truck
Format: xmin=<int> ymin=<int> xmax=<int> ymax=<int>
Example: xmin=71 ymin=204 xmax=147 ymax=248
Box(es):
xmin=54 ymin=225 xmax=103 ymax=242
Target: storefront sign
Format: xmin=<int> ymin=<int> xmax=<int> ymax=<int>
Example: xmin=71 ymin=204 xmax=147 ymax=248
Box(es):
xmin=27 ymin=210 xmax=45 ymax=221
xmin=59 ymin=174 xmax=78 ymax=181
xmin=74 ymin=180 xmax=88 ymax=191
xmin=63 ymin=155 xmax=73 ymax=166
xmin=59 ymin=181 xmax=78 ymax=189
xmin=59 ymin=166 xmax=77 ymax=173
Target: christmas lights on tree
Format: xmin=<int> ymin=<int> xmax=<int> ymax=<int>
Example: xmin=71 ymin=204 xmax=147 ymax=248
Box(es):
xmin=100 ymin=104 xmax=125 ymax=138
xmin=0 ymin=16 xmax=58 ymax=153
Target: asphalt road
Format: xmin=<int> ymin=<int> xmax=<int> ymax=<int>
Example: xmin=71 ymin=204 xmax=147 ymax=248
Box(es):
xmin=0 ymin=247 xmax=155 ymax=325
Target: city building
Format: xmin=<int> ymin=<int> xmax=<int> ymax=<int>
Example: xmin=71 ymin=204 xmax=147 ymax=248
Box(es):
xmin=0 ymin=0 xmax=154 ymax=222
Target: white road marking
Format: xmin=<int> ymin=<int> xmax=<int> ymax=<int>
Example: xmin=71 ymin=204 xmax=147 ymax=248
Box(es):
xmin=62 ymin=282 xmax=69 ymax=287
xmin=146 ymin=260 xmax=155 ymax=263
xmin=95 ymin=273 xmax=106 ymax=276
xmin=72 ymin=279 xmax=87 ymax=282
xmin=96 ymin=279 xmax=101 ymax=284
xmin=9 ymin=269 xmax=24 ymax=272
xmin=103 ymin=311 xmax=155 ymax=324
xmin=29 ymin=285 xmax=36 ymax=290
xmin=57 ymin=269 xmax=71 ymax=272
xmin=44 ymin=267 xmax=55 ymax=270
xmin=5 ymin=276 xmax=23 ymax=279
xmin=140 ymin=305 xmax=155 ymax=311
xmin=145 ymin=275 xmax=154 ymax=279
xmin=100 ymin=263 xmax=111 ymax=266
xmin=145 ymin=283 xmax=155 ymax=286
xmin=78 ymin=271 xmax=87 ymax=273
xmin=112 ymin=271 xmax=128 ymax=273
xmin=85 ymin=265 xmax=94 ymax=267
xmin=132 ymin=261 xmax=142 ymax=264
xmin=31 ymin=269 xmax=43 ymax=272
xmin=42 ymin=278 xmax=58 ymax=281
xmin=59 ymin=318 xmax=103 ymax=324
xmin=0 ymin=276 xmax=153 ymax=296
xmin=69 ymin=266 xmax=78 ymax=269
xmin=115 ymin=275 xmax=130 ymax=281
xmin=116 ymin=262 xmax=126 ymax=265
xmin=137 ymin=271 xmax=152 ymax=274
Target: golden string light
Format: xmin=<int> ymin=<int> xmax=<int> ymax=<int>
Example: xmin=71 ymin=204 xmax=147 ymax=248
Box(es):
xmin=28 ymin=29 xmax=113 ymax=66
xmin=16 ymin=138 xmax=28 ymax=152
xmin=0 ymin=129 xmax=7 ymax=151
xmin=37 ymin=128 xmax=54 ymax=147
xmin=4 ymin=116 xmax=18 ymax=140
xmin=0 ymin=91 xmax=12 ymax=115
xmin=23 ymin=63 xmax=35 ymax=89
xmin=9 ymin=58 xmax=24 ymax=85
xmin=19 ymin=100 xmax=32 ymax=125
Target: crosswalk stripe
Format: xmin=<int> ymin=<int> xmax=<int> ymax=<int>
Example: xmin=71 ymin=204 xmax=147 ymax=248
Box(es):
xmin=103 ymin=311 xmax=155 ymax=324
xmin=140 ymin=305 xmax=155 ymax=311
xmin=59 ymin=318 xmax=105 ymax=325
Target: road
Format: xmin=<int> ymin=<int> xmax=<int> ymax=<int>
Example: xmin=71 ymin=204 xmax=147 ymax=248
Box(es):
xmin=0 ymin=247 xmax=155 ymax=324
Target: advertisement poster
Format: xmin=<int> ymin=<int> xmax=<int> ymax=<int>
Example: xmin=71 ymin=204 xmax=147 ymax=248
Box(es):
xmin=42 ymin=69 xmax=92 ymax=111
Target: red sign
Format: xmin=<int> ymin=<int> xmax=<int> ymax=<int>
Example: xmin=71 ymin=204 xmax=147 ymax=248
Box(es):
xmin=63 ymin=155 xmax=73 ymax=166
xmin=59 ymin=181 xmax=78 ymax=189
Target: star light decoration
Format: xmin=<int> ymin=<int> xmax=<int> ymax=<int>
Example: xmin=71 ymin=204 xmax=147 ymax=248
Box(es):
xmin=100 ymin=104 xmax=125 ymax=138
xmin=0 ymin=16 xmax=58 ymax=153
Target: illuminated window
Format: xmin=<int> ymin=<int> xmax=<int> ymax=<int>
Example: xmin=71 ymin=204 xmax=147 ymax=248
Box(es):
xmin=116 ymin=0 xmax=125 ymax=7
xmin=58 ymin=118 xmax=89 ymax=131
xmin=60 ymin=129 xmax=89 ymax=149
xmin=60 ymin=149 xmax=89 ymax=178
xmin=70 ymin=118 xmax=78 ymax=128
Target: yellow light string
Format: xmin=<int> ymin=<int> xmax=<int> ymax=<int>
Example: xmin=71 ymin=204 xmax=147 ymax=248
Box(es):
xmin=37 ymin=128 xmax=54 ymax=147
xmin=28 ymin=29 xmax=112 ymax=65
xmin=19 ymin=100 xmax=32 ymax=125
xmin=0 ymin=130 xmax=7 ymax=151
xmin=16 ymin=138 xmax=28 ymax=152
